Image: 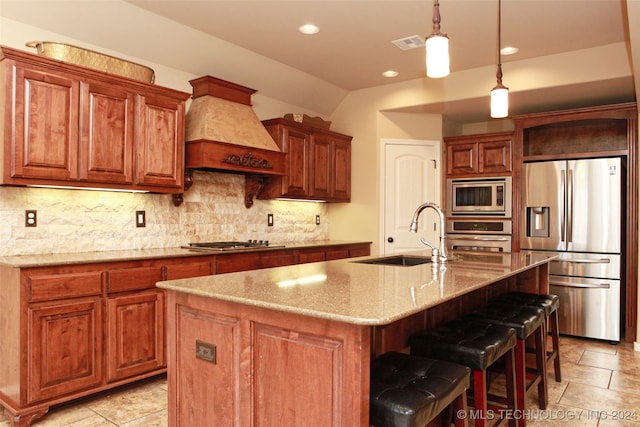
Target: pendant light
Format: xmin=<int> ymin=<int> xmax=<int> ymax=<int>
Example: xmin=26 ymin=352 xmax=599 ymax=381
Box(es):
xmin=490 ymin=0 xmax=509 ymax=118
xmin=426 ymin=0 xmax=450 ymax=78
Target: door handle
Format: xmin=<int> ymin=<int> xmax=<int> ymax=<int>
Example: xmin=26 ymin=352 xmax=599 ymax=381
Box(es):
xmin=387 ymin=237 xmax=394 ymax=243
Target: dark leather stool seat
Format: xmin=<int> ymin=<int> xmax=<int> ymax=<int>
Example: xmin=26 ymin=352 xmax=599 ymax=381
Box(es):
xmin=490 ymin=292 xmax=562 ymax=383
xmin=409 ymin=319 xmax=518 ymax=427
xmin=370 ymin=351 xmax=471 ymax=427
xmin=468 ymin=301 xmax=547 ymax=426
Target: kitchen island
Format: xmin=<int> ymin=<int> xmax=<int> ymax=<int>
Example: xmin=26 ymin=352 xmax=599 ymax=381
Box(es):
xmin=157 ymin=250 xmax=556 ymax=426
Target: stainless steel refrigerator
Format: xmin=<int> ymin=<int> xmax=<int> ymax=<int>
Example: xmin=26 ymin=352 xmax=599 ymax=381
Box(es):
xmin=520 ymin=157 xmax=622 ymax=341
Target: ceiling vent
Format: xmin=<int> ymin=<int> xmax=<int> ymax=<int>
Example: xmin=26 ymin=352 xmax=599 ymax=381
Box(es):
xmin=392 ymin=35 xmax=425 ymax=51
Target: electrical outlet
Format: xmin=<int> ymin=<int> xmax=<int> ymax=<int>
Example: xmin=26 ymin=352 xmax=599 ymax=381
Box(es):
xmin=267 ymin=213 xmax=274 ymax=227
xmin=136 ymin=210 xmax=146 ymax=227
xmin=25 ymin=210 xmax=37 ymax=227
xmin=316 ymin=215 xmax=320 ymax=225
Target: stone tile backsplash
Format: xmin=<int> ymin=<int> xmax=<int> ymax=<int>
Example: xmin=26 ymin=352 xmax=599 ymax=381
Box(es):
xmin=0 ymin=171 xmax=329 ymax=256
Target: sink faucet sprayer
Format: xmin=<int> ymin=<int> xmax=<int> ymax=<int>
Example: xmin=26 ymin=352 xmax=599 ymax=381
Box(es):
xmin=409 ymin=202 xmax=448 ymax=263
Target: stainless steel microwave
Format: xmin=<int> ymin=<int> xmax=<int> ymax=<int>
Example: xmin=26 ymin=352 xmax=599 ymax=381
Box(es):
xmin=447 ymin=177 xmax=512 ymax=217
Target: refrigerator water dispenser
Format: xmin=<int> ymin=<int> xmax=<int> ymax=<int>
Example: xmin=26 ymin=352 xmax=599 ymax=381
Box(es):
xmin=526 ymin=206 xmax=549 ymax=237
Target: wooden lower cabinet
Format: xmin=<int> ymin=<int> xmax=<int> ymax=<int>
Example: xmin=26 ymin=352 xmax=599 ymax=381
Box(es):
xmin=0 ymin=244 xmax=369 ymax=426
xmin=106 ymin=290 xmax=165 ymax=382
xmin=27 ymin=297 xmax=103 ymax=403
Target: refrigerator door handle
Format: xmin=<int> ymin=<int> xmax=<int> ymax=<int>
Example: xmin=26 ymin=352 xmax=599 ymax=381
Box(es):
xmin=560 ymin=169 xmax=566 ymax=242
xmin=551 ymin=280 xmax=611 ymax=289
xmin=567 ymin=168 xmax=573 ymax=243
xmin=553 ymin=258 xmax=611 ymax=264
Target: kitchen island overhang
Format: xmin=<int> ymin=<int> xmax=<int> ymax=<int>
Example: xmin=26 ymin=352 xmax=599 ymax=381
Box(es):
xmin=157 ymin=250 xmax=557 ymax=426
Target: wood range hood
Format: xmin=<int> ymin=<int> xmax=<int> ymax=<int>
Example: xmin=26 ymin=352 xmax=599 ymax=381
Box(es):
xmin=179 ymin=75 xmax=286 ymax=208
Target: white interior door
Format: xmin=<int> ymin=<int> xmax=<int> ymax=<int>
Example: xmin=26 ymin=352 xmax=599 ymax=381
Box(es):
xmin=381 ymin=139 xmax=441 ymax=255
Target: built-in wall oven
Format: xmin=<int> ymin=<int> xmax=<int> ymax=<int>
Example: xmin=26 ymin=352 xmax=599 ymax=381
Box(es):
xmin=447 ymin=177 xmax=512 ymax=217
xmin=446 ymin=220 xmax=512 ymax=252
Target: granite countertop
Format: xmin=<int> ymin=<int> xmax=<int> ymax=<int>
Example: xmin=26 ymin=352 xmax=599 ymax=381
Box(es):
xmin=157 ymin=250 xmax=557 ymax=326
xmin=0 ymin=240 xmax=371 ymax=268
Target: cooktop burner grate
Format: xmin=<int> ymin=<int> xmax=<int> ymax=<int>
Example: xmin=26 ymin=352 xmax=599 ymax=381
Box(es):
xmin=184 ymin=240 xmax=284 ymax=251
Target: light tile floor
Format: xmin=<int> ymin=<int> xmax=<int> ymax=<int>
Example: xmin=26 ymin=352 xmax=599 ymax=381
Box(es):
xmin=0 ymin=336 xmax=639 ymax=426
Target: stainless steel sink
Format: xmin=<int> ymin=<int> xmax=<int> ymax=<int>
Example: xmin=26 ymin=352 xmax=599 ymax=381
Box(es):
xmin=354 ymin=255 xmax=432 ymax=266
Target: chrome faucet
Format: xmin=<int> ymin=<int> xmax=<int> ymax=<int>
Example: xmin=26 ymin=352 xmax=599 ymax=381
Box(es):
xmin=409 ymin=202 xmax=448 ymax=263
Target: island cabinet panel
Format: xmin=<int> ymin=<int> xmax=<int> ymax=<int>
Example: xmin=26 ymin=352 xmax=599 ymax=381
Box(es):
xmin=27 ymin=297 xmax=103 ymax=403
xmin=253 ymin=323 xmax=341 ymax=426
xmin=106 ymin=290 xmax=165 ymax=382
xmin=166 ymin=292 xmax=371 ymax=427
xmin=173 ymin=305 xmax=240 ymax=427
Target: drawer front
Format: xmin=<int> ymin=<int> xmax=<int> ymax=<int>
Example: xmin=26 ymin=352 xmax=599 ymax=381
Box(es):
xmin=165 ymin=259 xmax=213 ymax=280
xmin=261 ymin=251 xmax=296 ymax=268
xmin=107 ymin=266 xmax=164 ymax=293
xmin=216 ymin=253 xmax=262 ymax=274
xmin=326 ymin=249 xmax=350 ymax=261
xmin=29 ymin=271 xmax=103 ymax=302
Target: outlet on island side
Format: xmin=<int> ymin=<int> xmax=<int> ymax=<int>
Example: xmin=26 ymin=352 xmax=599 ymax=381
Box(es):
xmin=267 ymin=213 xmax=274 ymax=227
xmin=316 ymin=215 xmax=320 ymax=225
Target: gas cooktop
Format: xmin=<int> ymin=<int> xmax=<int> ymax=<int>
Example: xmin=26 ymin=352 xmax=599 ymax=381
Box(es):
xmin=183 ymin=240 xmax=285 ymax=251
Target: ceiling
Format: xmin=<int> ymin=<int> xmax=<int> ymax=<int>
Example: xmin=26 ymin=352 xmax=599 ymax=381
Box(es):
xmin=1 ymin=0 xmax=637 ymax=123
xmin=127 ymin=0 xmax=629 ymax=91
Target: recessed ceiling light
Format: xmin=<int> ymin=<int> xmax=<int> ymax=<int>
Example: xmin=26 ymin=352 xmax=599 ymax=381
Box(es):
xmin=298 ymin=24 xmax=319 ymax=35
xmin=382 ymin=70 xmax=399 ymax=78
xmin=501 ymin=46 xmax=519 ymax=56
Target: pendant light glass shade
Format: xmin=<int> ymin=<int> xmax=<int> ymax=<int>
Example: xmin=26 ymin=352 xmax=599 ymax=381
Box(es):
xmin=426 ymin=35 xmax=450 ymax=78
xmin=490 ymin=84 xmax=509 ymax=118
xmin=426 ymin=0 xmax=450 ymax=78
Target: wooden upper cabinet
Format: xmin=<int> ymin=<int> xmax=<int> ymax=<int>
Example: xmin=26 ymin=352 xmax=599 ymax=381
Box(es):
xmin=0 ymin=45 xmax=189 ymax=193
xmin=445 ymin=132 xmax=513 ymax=177
xmin=260 ymin=118 xmax=352 ymax=202
xmin=331 ymin=136 xmax=352 ymax=200
xmin=279 ymin=126 xmax=310 ymax=197
xmin=478 ymin=138 xmax=511 ymax=173
xmin=135 ymin=93 xmax=185 ymax=189
xmin=309 ymin=133 xmax=332 ymax=199
xmin=79 ymin=81 xmax=135 ymax=183
xmin=10 ymin=64 xmax=79 ymax=181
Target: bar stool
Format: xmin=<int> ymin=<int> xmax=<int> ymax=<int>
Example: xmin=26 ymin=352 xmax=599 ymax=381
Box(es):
xmin=490 ymin=292 xmax=561 ymax=382
xmin=467 ymin=302 xmax=546 ymax=427
xmin=370 ymin=351 xmax=471 ymax=427
xmin=409 ymin=319 xmax=518 ymax=427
